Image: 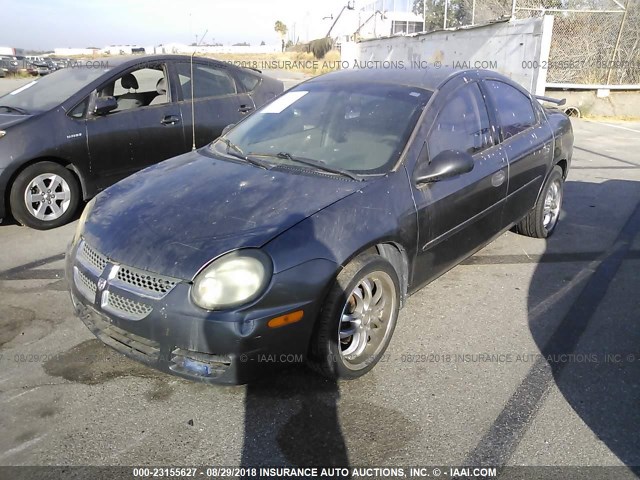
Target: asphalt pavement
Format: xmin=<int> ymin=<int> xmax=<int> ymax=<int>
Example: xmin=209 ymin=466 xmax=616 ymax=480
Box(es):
xmin=0 ymin=74 xmax=639 ymax=476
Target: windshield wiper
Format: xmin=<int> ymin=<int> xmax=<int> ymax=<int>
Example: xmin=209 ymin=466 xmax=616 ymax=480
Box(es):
xmin=218 ymin=138 xmax=270 ymax=170
xmin=251 ymin=152 xmax=361 ymax=181
xmin=0 ymin=105 xmax=28 ymax=115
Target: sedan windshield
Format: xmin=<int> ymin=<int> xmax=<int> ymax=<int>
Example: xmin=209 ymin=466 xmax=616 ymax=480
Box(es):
xmin=213 ymin=81 xmax=431 ymax=175
xmin=0 ymin=67 xmax=110 ymax=114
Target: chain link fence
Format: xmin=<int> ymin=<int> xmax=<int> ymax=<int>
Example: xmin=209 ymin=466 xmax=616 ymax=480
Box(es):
xmin=414 ymin=0 xmax=640 ymax=85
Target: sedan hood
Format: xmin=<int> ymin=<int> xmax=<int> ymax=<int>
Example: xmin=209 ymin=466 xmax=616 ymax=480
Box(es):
xmin=83 ymin=149 xmax=362 ymax=280
xmin=0 ymin=114 xmax=31 ymax=130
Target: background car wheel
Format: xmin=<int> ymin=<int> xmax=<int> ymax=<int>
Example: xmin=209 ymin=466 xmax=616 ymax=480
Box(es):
xmin=514 ymin=166 xmax=564 ymax=239
xmin=308 ymin=253 xmax=400 ymax=380
xmin=10 ymin=162 xmax=80 ymax=230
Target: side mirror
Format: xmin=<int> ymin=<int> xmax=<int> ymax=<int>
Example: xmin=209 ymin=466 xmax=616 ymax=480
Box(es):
xmin=93 ymin=96 xmax=118 ymax=116
xmin=221 ymin=124 xmax=235 ymax=136
xmin=414 ymin=149 xmax=474 ymax=184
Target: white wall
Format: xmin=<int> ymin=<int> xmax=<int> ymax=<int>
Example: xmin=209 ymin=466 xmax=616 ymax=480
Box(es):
xmin=341 ymin=16 xmax=554 ymax=95
xmin=152 ymin=44 xmax=281 ymax=55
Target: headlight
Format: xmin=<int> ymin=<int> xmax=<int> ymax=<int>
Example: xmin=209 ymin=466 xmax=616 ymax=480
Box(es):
xmin=191 ymin=250 xmax=272 ymax=310
xmin=73 ymin=197 xmax=96 ymax=245
xmin=0 ymin=130 xmax=6 ymax=139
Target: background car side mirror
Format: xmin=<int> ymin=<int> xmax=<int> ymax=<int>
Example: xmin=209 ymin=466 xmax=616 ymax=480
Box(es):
xmin=93 ymin=96 xmax=118 ymax=116
xmin=414 ymin=149 xmax=475 ymax=184
xmin=221 ymin=124 xmax=235 ymax=136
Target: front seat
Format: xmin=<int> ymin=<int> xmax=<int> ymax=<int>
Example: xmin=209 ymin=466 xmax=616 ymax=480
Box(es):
xmin=117 ymin=73 xmax=145 ymax=110
xmin=149 ymin=77 xmax=168 ymax=106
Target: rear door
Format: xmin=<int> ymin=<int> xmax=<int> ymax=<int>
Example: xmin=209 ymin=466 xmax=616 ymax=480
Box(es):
xmin=174 ymin=62 xmax=252 ymax=148
xmin=482 ymin=79 xmax=554 ymax=224
xmin=411 ymin=78 xmax=509 ymax=287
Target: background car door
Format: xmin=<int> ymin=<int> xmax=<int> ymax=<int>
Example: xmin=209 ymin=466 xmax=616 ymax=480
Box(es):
xmin=411 ymin=81 xmax=508 ymax=288
xmin=85 ymin=62 xmax=186 ymax=190
xmin=174 ymin=62 xmax=253 ymax=148
xmin=482 ymin=80 xmax=554 ymax=224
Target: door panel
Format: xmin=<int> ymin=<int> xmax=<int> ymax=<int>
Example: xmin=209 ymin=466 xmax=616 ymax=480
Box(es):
xmin=174 ymin=62 xmax=250 ymax=148
xmin=411 ymin=81 xmax=508 ymax=288
xmin=483 ymin=80 xmax=553 ymax=224
xmin=86 ymin=63 xmax=185 ymax=190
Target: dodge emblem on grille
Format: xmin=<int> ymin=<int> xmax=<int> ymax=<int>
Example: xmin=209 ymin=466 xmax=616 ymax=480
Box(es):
xmin=97 ymin=278 xmax=107 ymax=291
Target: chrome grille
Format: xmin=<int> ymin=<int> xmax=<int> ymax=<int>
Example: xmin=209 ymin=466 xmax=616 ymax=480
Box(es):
xmin=104 ymin=292 xmax=152 ymax=320
xmin=80 ymin=241 xmax=107 ymax=273
xmin=74 ymin=267 xmax=97 ymax=301
xmin=116 ymin=265 xmax=178 ymax=296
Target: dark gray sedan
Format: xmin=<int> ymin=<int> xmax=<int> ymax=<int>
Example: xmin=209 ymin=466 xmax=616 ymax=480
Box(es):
xmin=0 ymin=55 xmax=283 ymax=229
xmin=67 ymin=68 xmax=573 ymax=385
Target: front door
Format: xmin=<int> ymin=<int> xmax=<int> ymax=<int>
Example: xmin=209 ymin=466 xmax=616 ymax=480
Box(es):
xmin=411 ymin=80 xmax=508 ymax=288
xmin=85 ymin=62 xmax=186 ymax=190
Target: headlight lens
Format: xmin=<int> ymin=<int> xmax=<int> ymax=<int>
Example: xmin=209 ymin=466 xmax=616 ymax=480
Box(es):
xmin=0 ymin=130 xmax=6 ymax=139
xmin=73 ymin=197 xmax=96 ymax=245
xmin=191 ymin=250 xmax=272 ymax=310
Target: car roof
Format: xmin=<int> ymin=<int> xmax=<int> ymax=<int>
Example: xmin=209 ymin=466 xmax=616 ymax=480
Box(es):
xmin=95 ymin=54 xmax=232 ymax=69
xmin=304 ymin=67 xmax=511 ymax=92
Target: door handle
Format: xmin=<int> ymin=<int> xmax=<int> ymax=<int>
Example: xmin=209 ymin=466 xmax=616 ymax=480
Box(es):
xmin=239 ymin=104 xmax=254 ymax=114
xmin=161 ymin=115 xmax=180 ymax=125
xmin=491 ymin=170 xmax=506 ymax=187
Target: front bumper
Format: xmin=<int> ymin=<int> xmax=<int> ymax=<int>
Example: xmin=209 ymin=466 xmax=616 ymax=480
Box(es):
xmin=66 ymin=239 xmax=337 ymax=385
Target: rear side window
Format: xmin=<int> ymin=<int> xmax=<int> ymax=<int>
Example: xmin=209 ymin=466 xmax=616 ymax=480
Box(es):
xmin=428 ymin=83 xmax=493 ymax=159
xmin=235 ymin=70 xmax=261 ymax=92
xmin=485 ymin=80 xmax=536 ymax=139
xmin=175 ymin=63 xmax=237 ymax=100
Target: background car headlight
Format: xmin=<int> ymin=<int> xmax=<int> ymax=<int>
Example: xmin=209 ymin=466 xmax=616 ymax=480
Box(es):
xmin=191 ymin=249 xmax=272 ymax=310
xmin=72 ymin=197 xmax=96 ymax=245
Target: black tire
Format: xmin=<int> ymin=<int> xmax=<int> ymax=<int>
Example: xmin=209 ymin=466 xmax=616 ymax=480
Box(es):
xmin=307 ymin=253 xmax=400 ymax=380
xmin=513 ymin=166 xmax=564 ymax=239
xmin=9 ymin=162 xmax=80 ymax=230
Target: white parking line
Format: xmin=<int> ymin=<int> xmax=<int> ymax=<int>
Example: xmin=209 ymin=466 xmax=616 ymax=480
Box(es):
xmin=0 ymin=434 xmax=47 ymax=460
xmin=586 ymin=120 xmax=640 ymax=134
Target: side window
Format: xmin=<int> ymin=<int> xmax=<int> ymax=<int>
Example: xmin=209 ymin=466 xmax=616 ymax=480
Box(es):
xmin=69 ymin=98 xmax=88 ymax=118
xmin=235 ymin=70 xmax=261 ymax=92
xmin=97 ymin=65 xmax=167 ymax=113
xmin=428 ymin=83 xmax=493 ymax=159
xmin=485 ymin=80 xmax=536 ymax=139
xmin=175 ymin=63 xmax=237 ymax=100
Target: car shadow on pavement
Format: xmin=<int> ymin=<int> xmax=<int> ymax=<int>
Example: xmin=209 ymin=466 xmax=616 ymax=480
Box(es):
xmin=527 ymin=179 xmax=640 ymax=471
xmin=467 ymin=179 xmax=640 ymax=472
xmin=240 ymin=366 xmax=350 ymax=472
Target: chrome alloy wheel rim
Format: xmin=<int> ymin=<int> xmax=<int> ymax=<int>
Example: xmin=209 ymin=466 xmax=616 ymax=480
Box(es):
xmin=543 ymin=179 xmax=562 ymax=232
xmin=24 ymin=173 xmax=71 ymax=221
xmin=338 ymin=271 xmax=397 ymax=371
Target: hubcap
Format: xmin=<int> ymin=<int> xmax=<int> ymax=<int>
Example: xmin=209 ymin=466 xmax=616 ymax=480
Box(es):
xmin=338 ymin=271 xmax=397 ymax=371
xmin=24 ymin=173 xmax=71 ymax=221
xmin=543 ymin=179 xmax=562 ymax=232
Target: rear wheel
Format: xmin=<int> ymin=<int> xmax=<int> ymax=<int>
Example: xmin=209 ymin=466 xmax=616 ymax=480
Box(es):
xmin=514 ymin=166 xmax=564 ymax=238
xmin=9 ymin=162 xmax=80 ymax=230
xmin=308 ymin=253 xmax=400 ymax=380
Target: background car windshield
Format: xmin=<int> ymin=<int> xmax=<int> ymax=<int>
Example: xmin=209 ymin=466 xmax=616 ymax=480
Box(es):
xmin=218 ymin=82 xmax=431 ymax=174
xmin=0 ymin=67 xmax=109 ymax=113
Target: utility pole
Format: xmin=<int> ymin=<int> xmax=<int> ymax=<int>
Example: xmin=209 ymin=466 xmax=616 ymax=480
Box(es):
xmin=443 ymin=0 xmax=448 ymax=28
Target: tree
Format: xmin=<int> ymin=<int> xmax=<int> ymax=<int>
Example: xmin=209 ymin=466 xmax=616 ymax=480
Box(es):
xmin=260 ymin=40 xmax=266 ymax=46
xmin=274 ymin=20 xmax=288 ymax=38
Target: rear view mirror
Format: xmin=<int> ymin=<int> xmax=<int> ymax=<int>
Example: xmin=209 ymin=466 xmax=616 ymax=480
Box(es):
xmin=414 ymin=149 xmax=474 ymax=184
xmin=94 ymin=96 xmax=118 ymax=116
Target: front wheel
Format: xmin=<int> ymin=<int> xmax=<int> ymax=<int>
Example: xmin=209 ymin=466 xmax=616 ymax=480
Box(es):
xmin=9 ymin=162 xmax=80 ymax=230
xmin=514 ymin=166 xmax=564 ymax=238
xmin=308 ymin=253 xmax=400 ymax=380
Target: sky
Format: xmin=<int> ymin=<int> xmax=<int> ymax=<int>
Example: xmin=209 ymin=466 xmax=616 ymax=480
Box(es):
xmin=1 ymin=0 xmax=355 ymax=50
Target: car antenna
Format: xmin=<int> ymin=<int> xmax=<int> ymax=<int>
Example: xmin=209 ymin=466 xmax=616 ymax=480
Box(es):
xmin=190 ymin=29 xmax=208 ymax=151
